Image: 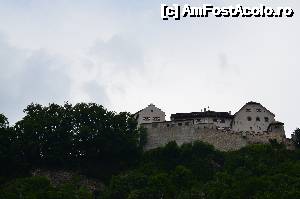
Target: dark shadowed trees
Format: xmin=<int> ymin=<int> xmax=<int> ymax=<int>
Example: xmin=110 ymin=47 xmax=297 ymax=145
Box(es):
xmin=1 ymin=103 xmax=144 ymax=181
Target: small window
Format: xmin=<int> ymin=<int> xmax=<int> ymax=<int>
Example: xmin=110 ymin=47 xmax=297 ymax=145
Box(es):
xmin=153 ymin=117 xmax=160 ymax=121
xmin=143 ymin=117 xmax=150 ymax=121
xmin=151 ymin=110 xmax=153 ymax=112
xmin=166 ymin=124 xmax=170 ymax=127
xmin=246 ymin=108 xmax=251 ymax=112
xmin=220 ymin=119 xmax=225 ymax=123
xmin=196 ymin=119 xmax=201 ymax=122
xmin=257 ymin=109 xmax=262 ymax=112
xmin=247 ymin=116 xmax=252 ymax=121
xmin=264 ymin=117 xmax=269 ymax=122
xmin=256 ymin=117 xmax=260 ymax=122
xmin=185 ymin=122 xmax=189 ymax=126
xmin=250 ymin=127 xmax=253 ymax=130
xmin=213 ymin=118 xmax=218 ymax=122
xmin=178 ymin=123 xmax=182 ymax=126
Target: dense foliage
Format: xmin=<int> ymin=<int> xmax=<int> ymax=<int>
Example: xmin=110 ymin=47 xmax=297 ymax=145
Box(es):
xmin=0 ymin=103 xmax=144 ymax=182
xmin=0 ymin=176 xmax=92 ymax=199
xmin=103 ymin=141 xmax=300 ymax=199
xmin=0 ymin=103 xmax=300 ymax=199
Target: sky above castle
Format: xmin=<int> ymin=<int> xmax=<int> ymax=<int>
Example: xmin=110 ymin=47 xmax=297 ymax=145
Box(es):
xmin=0 ymin=0 xmax=299 ymax=136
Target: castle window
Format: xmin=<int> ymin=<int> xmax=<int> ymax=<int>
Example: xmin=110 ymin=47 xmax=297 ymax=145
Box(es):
xmin=220 ymin=119 xmax=225 ymax=123
xmin=246 ymin=108 xmax=251 ymax=112
xmin=256 ymin=117 xmax=260 ymax=122
xmin=264 ymin=117 xmax=269 ymax=122
xmin=151 ymin=110 xmax=153 ymax=112
xmin=178 ymin=123 xmax=182 ymax=126
xmin=143 ymin=117 xmax=150 ymax=121
xmin=153 ymin=117 xmax=160 ymax=121
xmin=257 ymin=109 xmax=262 ymax=112
xmin=247 ymin=116 xmax=252 ymax=121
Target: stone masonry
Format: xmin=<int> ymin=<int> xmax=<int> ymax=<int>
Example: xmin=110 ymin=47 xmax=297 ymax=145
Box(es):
xmin=142 ymin=121 xmax=294 ymax=151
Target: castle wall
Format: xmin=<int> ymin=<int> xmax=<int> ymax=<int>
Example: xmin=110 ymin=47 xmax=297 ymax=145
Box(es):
xmin=142 ymin=121 xmax=289 ymax=151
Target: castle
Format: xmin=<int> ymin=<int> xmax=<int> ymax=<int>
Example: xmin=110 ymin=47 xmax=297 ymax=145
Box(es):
xmin=135 ymin=102 xmax=293 ymax=151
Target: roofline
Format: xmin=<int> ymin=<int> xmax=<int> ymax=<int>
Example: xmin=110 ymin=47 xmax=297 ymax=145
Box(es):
xmin=234 ymin=102 xmax=275 ymax=117
xmin=135 ymin=104 xmax=165 ymax=115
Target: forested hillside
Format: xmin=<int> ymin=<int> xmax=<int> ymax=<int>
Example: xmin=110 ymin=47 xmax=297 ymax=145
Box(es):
xmin=0 ymin=103 xmax=300 ymax=199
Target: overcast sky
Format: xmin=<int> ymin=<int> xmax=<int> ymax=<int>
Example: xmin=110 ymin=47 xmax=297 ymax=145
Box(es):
xmin=0 ymin=0 xmax=299 ymax=136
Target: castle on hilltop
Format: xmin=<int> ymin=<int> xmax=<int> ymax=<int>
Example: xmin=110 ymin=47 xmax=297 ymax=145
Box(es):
xmin=135 ymin=102 xmax=293 ymax=151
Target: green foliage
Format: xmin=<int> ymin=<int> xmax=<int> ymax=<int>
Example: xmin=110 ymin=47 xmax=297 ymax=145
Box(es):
xmin=1 ymin=105 xmax=300 ymax=198
xmin=0 ymin=103 xmax=144 ymax=182
xmin=104 ymin=142 xmax=300 ymax=199
xmin=0 ymin=176 xmax=93 ymax=199
xmin=0 ymin=114 xmax=9 ymax=128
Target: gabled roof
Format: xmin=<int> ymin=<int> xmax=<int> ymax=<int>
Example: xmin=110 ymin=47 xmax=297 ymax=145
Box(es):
xmin=234 ymin=101 xmax=275 ymax=117
xmin=135 ymin=104 xmax=165 ymax=115
xmin=171 ymin=111 xmax=233 ymax=120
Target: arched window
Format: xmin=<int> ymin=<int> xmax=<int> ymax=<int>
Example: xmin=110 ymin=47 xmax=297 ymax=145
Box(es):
xmin=256 ymin=117 xmax=260 ymax=122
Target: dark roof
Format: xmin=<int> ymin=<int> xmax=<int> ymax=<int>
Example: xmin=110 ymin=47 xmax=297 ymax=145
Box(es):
xmin=246 ymin=101 xmax=260 ymax=105
xmin=171 ymin=111 xmax=233 ymax=120
xmin=269 ymin=121 xmax=284 ymax=126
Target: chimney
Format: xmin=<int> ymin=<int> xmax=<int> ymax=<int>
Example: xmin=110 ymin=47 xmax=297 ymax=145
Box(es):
xmin=204 ymin=108 xmax=206 ymax=112
xmin=229 ymin=111 xmax=231 ymax=115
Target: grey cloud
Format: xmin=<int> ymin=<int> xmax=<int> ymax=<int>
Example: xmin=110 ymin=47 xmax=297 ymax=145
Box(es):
xmin=82 ymin=35 xmax=146 ymax=107
xmin=90 ymin=35 xmax=145 ymax=74
xmin=83 ymin=80 xmax=108 ymax=105
xmin=0 ymin=36 xmax=71 ymax=123
xmin=217 ymin=53 xmax=240 ymax=75
xmin=219 ymin=53 xmax=228 ymax=71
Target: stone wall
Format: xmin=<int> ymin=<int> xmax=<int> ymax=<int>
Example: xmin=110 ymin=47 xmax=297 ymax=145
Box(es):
xmin=142 ymin=121 xmax=292 ymax=151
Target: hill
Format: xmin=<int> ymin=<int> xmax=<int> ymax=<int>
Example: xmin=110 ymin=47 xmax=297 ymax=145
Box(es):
xmin=0 ymin=103 xmax=300 ymax=198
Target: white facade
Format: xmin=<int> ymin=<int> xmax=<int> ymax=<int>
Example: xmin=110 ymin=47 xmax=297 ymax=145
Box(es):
xmin=232 ymin=102 xmax=276 ymax=132
xmin=135 ymin=104 xmax=166 ymax=125
xmin=193 ymin=117 xmax=232 ymax=129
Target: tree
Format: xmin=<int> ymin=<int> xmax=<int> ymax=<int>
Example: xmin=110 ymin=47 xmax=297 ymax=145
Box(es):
xmin=13 ymin=102 xmax=143 ymax=180
xmin=0 ymin=176 xmax=93 ymax=199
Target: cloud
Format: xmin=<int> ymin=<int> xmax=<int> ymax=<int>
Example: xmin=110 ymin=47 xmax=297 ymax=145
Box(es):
xmin=0 ymin=35 xmax=71 ymax=123
xmin=83 ymin=80 xmax=108 ymax=105
xmin=83 ymin=34 xmax=146 ymax=108
xmin=90 ymin=35 xmax=145 ymax=75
